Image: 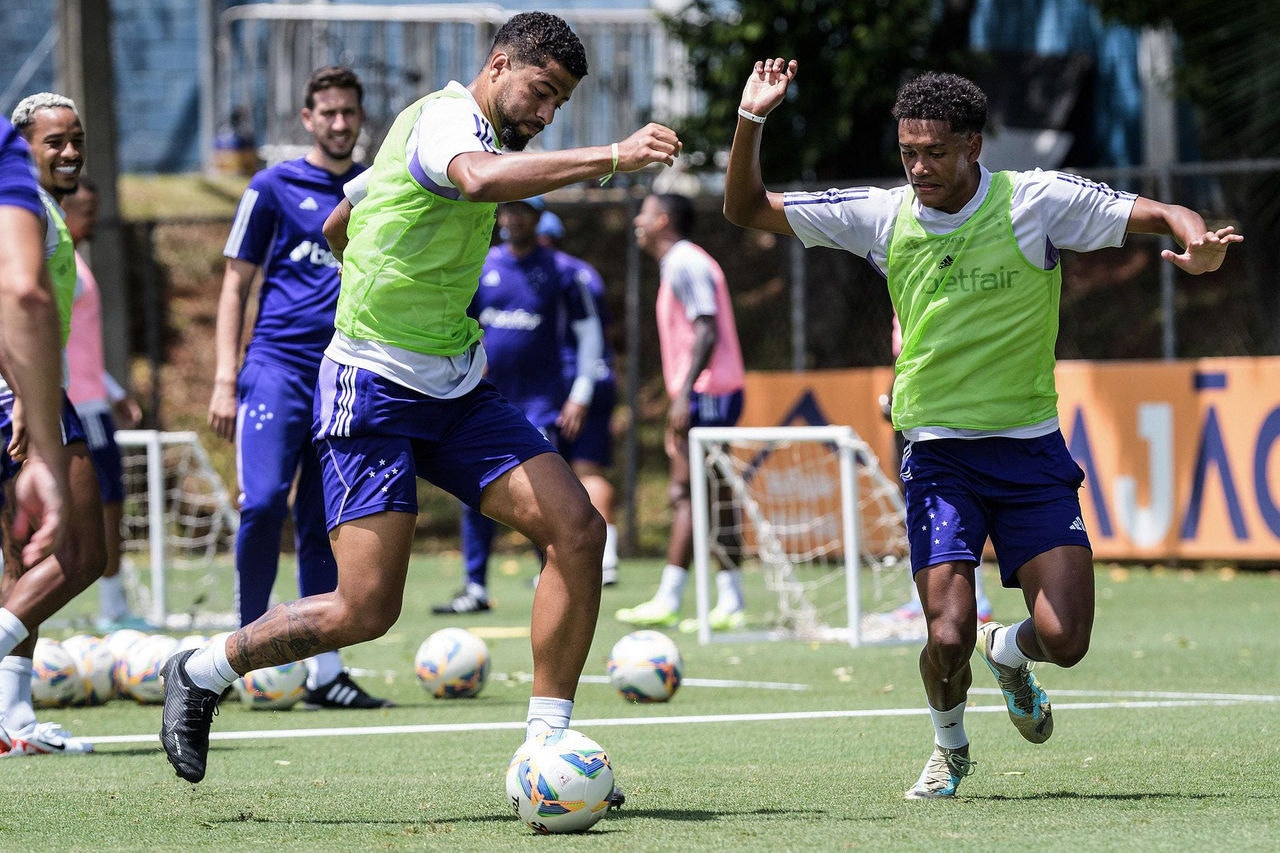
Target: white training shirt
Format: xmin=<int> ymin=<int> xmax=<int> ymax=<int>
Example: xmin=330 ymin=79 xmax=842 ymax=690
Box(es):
xmin=783 ymin=166 xmax=1137 ymax=277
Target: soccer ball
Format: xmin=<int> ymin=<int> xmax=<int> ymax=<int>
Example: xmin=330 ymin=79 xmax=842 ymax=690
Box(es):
xmin=31 ymin=638 xmax=82 ymax=708
xmin=506 ymin=729 xmax=615 ymax=834
xmin=415 ymin=628 xmax=489 ymax=698
xmin=235 ymin=662 xmax=308 ymax=710
xmin=101 ymin=627 xmax=149 ymax=697
xmin=606 ymin=630 xmax=683 ymax=702
xmin=118 ymin=634 xmax=179 ymax=704
xmin=60 ymin=634 xmax=117 ymax=705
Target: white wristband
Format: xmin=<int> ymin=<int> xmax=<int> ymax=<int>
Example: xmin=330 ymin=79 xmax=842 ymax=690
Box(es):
xmin=737 ymin=106 xmax=767 ymax=124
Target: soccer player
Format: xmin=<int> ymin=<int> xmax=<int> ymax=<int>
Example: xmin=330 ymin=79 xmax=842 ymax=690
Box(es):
xmin=208 ymin=67 xmax=389 ymax=710
xmin=61 ymin=178 xmax=148 ymax=631
xmin=0 ymin=117 xmax=67 ymax=587
xmin=537 ymin=209 xmax=621 ymax=586
xmin=434 ymin=196 xmax=605 ymax=614
xmin=723 ymin=59 xmax=1242 ymax=798
xmin=0 ymin=93 xmax=111 ymax=756
xmin=616 ymin=192 xmax=747 ymax=631
xmin=161 ymin=11 xmax=681 ymax=785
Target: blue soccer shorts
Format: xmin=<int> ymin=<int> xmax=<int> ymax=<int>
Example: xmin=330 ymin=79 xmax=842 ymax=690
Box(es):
xmin=312 ymin=358 xmax=556 ymax=531
xmin=901 ymin=430 xmax=1091 ymax=587
xmin=76 ymin=408 xmax=126 ymax=504
xmin=561 ymin=378 xmax=616 ymax=468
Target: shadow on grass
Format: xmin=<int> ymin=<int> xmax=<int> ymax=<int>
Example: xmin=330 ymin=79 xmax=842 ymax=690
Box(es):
xmin=984 ymin=791 xmax=1232 ymax=802
xmin=206 ymin=806 xmax=836 ymax=828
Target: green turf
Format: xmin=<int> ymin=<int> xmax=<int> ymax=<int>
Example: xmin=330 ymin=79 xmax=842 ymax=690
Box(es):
xmin=9 ymin=556 xmax=1279 ymax=851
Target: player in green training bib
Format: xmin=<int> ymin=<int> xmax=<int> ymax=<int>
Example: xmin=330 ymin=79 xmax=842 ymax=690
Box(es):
xmin=724 ymin=60 xmax=1242 ymax=799
xmin=161 ymin=12 xmax=682 ymax=794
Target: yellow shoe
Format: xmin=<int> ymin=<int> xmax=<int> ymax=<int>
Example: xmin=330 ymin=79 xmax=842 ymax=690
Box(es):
xmin=678 ymin=607 xmax=746 ymax=634
xmin=615 ymin=598 xmax=679 ymax=628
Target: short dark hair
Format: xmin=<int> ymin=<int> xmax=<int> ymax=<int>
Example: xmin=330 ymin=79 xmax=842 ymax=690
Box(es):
xmin=891 ymin=72 xmax=988 ymax=136
xmin=305 ymin=66 xmax=363 ymax=109
xmin=491 ymin=12 xmax=588 ymax=81
xmin=655 ymin=193 xmax=695 ymax=239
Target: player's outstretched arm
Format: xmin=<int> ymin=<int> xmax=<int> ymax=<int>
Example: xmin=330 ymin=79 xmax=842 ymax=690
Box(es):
xmin=1127 ymin=197 xmax=1243 ymax=275
xmin=724 ymin=58 xmax=798 ymax=236
xmin=447 ymin=123 xmax=682 ymax=203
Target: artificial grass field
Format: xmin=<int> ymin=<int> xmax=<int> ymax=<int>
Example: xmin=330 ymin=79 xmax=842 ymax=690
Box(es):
xmin=6 ymin=554 xmax=1279 ymax=851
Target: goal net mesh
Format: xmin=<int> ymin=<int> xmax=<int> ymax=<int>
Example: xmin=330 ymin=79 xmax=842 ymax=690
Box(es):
xmin=690 ymin=426 xmax=921 ymax=645
xmin=116 ymin=430 xmax=239 ymax=629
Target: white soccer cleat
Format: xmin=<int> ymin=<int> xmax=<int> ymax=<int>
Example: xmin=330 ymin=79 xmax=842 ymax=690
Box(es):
xmin=1 ymin=721 xmax=94 ymax=757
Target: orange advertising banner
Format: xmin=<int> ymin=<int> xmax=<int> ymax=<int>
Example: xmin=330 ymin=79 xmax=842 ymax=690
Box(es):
xmin=742 ymin=358 xmax=1280 ymax=562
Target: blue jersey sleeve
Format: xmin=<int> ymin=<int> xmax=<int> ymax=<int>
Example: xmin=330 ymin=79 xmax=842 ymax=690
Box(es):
xmin=0 ymin=120 xmax=42 ymax=218
xmin=224 ymin=171 xmax=280 ymax=265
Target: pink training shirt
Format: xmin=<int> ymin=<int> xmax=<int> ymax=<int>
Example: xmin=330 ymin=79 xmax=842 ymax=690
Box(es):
xmin=655 ymin=239 xmax=744 ymax=399
xmin=66 ymin=250 xmax=109 ymax=407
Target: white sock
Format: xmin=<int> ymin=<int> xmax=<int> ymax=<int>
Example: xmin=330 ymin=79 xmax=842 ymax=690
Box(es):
xmin=305 ymin=651 xmax=344 ymax=691
xmin=715 ymin=568 xmax=745 ymax=613
xmin=184 ymin=637 xmax=240 ymax=693
xmin=0 ymin=609 xmax=30 ymax=661
xmin=526 ymin=696 xmax=573 ymax=740
xmin=602 ymin=524 xmax=618 ymax=571
xmin=0 ymin=656 xmax=36 ymax=735
xmin=655 ymin=564 xmax=688 ymax=611
xmin=97 ymin=575 xmax=130 ymax=622
xmin=991 ymin=619 xmax=1034 ymax=668
xmin=929 ymin=700 xmax=968 ymax=750
xmin=466 ymin=581 xmax=488 ymax=601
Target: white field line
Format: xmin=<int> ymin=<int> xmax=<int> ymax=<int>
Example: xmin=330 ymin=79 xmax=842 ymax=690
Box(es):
xmin=89 ymin=687 xmax=1279 ymax=746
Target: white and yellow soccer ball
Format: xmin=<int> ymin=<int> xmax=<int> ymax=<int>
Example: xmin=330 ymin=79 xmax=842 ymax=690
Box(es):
xmin=118 ymin=634 xmax=179 ymax=704
xmin=415 ymin=627 xmax=489 ymax=698
xmin=31 ymin=638 xmax=83 ymax=708
xmin=235 ymin=662 xmax=309 ymax=710
xmin=506 ymin=729 xmax=616 ymax=834
xmin=606 ymin=630 xmax=683 ymax=703
xmin=101 ymin=627 xmax=150 ymax=698
xmin=60 ymin=634 xmax=117 ymax=705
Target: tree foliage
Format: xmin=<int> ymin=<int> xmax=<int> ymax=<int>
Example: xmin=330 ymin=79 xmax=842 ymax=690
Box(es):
xmin=660 ymin=0 xmax=965 ymax=182
xmin=1089 ymin=0 xmax=1278 ymax=160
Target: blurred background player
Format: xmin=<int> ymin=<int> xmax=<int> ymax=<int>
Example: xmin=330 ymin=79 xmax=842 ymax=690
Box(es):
xmin=0 ymin=93 xmax=108 ymax=755
xmin=61 ymin=177 xmax=148 ymax=631
xmin=617 ymin=192 xmax=746 ymax=631
xmin=537 ymin=207 xmax=621 ymax=586
xmin=209 ymin=66 xmax=388 ymax=709
xmin=434 ymin=196 xmax=605 ymax=614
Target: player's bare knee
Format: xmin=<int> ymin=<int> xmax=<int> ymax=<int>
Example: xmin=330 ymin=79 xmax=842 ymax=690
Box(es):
xmin=926 ymin=622 xmax=974 ymax=675
xmin=1044 ymin=632 xmax=1090 ymax=668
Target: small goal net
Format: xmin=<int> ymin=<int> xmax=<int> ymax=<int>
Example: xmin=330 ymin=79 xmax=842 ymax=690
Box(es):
xmin=116 ymin=430 xmax=239 ymax=630
xmin=687 ymin=425 xmax=921 ymax=647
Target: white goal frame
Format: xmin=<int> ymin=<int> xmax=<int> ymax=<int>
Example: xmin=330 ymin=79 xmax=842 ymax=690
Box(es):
xmin=688 ymin=425 xmax=915 ymax=648
xmin=115 ymin=429 xmax=239 ymax=629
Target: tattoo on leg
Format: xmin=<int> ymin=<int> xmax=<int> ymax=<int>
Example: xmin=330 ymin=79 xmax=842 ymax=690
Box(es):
xmin=229 ymin=601 xmax=327 ymax=671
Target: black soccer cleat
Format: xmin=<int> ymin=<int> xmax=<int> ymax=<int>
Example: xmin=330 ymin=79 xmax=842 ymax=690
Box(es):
xmin=159 ymin=648 xmax=221 ymax=783
xmin=431 ymin=589 xmax=491 ymax=615
xmin=302 ymin=671 xmax=395 ymax=710
xmin=607 ymin=785 xmax=626 ymax=810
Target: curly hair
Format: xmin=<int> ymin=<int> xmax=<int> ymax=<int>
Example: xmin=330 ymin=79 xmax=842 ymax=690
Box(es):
xmin=490 ymin=11 xmax=588 ymax=81
xmin=891 ymin=72 xmax=987 ymax=136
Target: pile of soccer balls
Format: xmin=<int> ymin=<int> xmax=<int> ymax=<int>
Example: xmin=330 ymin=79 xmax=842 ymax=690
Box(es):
xmin=30 ymin=630 xmax=310 ymax=710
